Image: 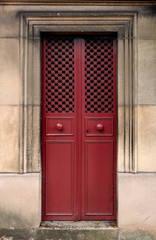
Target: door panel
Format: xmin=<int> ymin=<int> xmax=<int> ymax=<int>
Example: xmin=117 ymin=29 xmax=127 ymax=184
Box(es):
xmin=45 ymin=141 xmax=75 ymax=216
xmin=84 ymin=141 xmax=113 ymax=216
xmin=42 ymin=35 xmax=117 ymax=221
xmin=46 ymin=117 xmax=74 ymax=136
xmin=85 ymin=117 xmax=114 ymax=137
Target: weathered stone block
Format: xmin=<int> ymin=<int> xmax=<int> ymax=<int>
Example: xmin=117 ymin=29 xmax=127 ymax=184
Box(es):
xmin=138 ymin=40 xmax=156 ymax=105
xmin=0 ymin=174 xmax=41 ymax=228
xmin=138 ymin=105 xmax=156 ymax=172
xmin=0 ymin=106 xmax=19 ymax=172
xmin=0 ymin=39 xmax=19 ymax=105
xmin=118 ymin=173 xmax=156 ymax=228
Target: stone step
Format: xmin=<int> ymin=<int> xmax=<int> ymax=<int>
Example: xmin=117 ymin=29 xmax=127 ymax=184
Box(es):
xmin=0 ymin=227 xmax=156 ymax=240
xmin=0 ymin=227 xmax=118 ymax=240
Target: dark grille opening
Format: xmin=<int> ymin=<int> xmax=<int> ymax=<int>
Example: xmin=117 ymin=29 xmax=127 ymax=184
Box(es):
xmin=85 ymin=39 xmax=114 ymax=113
xmin=45 ymin=38 xmax=75 ymax=113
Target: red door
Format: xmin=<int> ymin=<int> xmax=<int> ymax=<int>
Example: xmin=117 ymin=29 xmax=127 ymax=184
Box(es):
xmin=42 ymin=35 xmax=117 ymax=221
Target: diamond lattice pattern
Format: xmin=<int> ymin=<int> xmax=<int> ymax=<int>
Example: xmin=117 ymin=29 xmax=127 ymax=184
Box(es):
xmin=45 ymin=38 xmax=75 ymax=113
xmin=85 ymin=39 xmax=114 ymax=113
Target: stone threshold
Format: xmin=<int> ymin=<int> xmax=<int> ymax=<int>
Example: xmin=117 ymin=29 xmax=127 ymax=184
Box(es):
xmin=40 ymin=220 xmax=117 ymax=230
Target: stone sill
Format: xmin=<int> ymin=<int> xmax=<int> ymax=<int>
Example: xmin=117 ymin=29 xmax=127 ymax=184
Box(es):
xmin=40 ymin=220 xmax=117 ymax=230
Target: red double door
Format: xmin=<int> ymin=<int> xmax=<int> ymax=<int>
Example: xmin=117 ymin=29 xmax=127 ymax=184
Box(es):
xmin=42 ymin=35 xmax=117 ymax=221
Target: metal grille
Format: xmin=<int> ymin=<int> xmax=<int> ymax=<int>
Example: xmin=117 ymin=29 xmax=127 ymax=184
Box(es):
xmin=85 ymin=39 xmax=114 ymax=113
xmin=45 ymin=38 xmax=75 ymax=113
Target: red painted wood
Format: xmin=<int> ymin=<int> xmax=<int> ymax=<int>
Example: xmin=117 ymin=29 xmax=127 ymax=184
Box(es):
xmin=84 ymin=141 xmax=114 ymax=215
xmin=81 ymin=38 xmax=117 ymax=220
xmin=42 ymin=37 xmax=77 ymax=220
xmin=85 ymin=117 xmax=114 ymax=137
xmin=45 ymin=141 xmax=74 ymax=216
xmin=42 ymin=36 xmax=117 ymax=221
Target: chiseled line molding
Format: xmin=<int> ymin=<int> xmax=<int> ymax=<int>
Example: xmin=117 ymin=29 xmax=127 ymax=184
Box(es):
xmin=1 ymin=0 xmax=156 ymax=5
xmin=19 ymin=10 xmax=138 ymax=173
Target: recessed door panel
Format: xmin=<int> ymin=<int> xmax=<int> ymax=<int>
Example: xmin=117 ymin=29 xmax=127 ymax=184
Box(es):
xmin=46 ymin=117 xmax=74 ymax=136
xmin=84 ymin=141 xmax=113 ymax=215
xmin=85 ymin=118 xmax=114 ymax=136
xmin=45 ymin=141 xmax=74 ymax=216
xmin=42 ymin=35 xmax=117 ymax=221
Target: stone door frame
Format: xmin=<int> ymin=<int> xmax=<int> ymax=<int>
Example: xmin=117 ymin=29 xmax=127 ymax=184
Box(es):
xmin=19 ymin=9 xmax=138 ymax=176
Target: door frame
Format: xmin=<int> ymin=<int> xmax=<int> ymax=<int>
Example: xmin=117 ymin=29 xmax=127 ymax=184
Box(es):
xmin=19 ymin=10 xmax=138 ymax=223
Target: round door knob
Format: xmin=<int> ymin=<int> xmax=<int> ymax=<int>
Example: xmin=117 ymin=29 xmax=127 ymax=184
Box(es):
xmin=96 ymin=123 xmax=103 ymax=131
xmin=56 ymin=123 xmax=63 ymax=130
